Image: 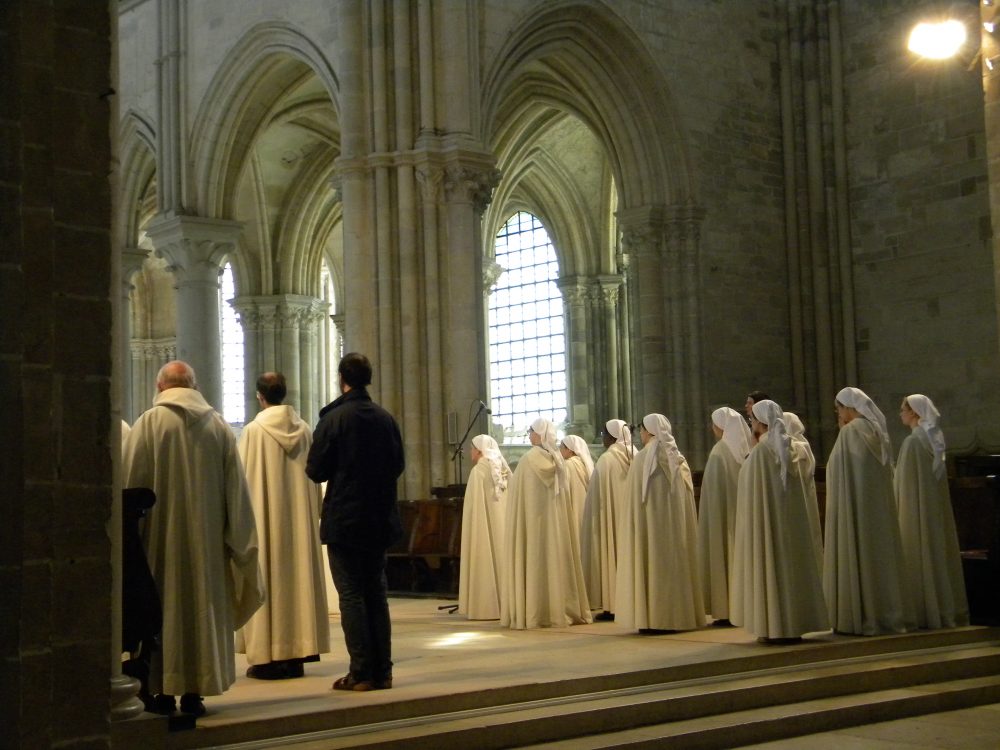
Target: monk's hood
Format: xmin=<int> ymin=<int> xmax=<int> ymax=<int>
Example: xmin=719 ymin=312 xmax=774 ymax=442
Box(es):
xmin=253 ymin=404 xmax=309 ymax=456
xmin=153 ymin=387 xmax=216 ymax=426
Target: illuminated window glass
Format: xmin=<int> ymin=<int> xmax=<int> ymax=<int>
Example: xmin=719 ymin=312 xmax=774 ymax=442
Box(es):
xmin=219 ymin=262 xmax=245 ymax=425
xmin=488 ymin=212 xmax=566 ymax=444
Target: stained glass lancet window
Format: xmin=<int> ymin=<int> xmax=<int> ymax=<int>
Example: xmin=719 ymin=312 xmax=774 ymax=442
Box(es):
xmin=220 ymin=261 xmax=245 ymax=425
xmin=487 ymin=212 xmax=567 ymax=444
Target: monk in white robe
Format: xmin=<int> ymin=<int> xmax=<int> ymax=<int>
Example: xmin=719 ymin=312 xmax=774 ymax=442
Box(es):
xmin=616 ymin=414 xmax=704 ymax=632
xmin=501 ymin=418 xmax=592 ymax=629
xmin=731 ymin=400 xmax=828 ymax=641
xmin=458 ymin=435 xmax=511 ymax=620
xmin=236 ymin=372 xmax=330 ymax=679
xmin=698 ymin=407 xmax=750 ymax=625
xmin=581 ymin=419 xmax=636 ymax=618
xmin=123 ymin=361 xmax=263 ymax=715
xmin=824 ymin=386 xmax=915 ymax=636
xmin=896 ymin=394 xmax=969 ymax=629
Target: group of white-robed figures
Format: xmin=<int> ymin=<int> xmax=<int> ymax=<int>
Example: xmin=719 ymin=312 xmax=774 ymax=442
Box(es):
xmin=458 ymin=387 xmax=969 ymax=642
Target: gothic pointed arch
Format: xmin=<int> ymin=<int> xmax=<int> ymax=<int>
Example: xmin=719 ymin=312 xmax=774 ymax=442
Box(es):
xmin=117 ymin=110 xmax=157 ymax=245
xmin=189 ymin=21 xmax=340 ymax=219
xmin=481 ymin=0 xmax=695 ymax=211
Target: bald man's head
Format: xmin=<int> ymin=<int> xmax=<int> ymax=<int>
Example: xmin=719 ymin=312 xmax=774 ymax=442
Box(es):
xmin=156 ymin=360 xmax=197 ymax=392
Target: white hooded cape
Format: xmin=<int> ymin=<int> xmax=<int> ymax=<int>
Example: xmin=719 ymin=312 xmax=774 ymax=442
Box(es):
xmin=581 ymin=443 xmax=633 ymax=613
xmin=123 ymin=387 xmax=264 ymax=696
xmin=615 ymin=444 xmax=704 ymax=631
xmin=730 ymin=434 xmax=829 ymax=638
xmin=697 ymin=440 xmax=742 ymax=619
xmin=895 ymin=429 xmax=969 ymax=628
xmin=236 ymin=404 xmax=330 ymax=664
xmin=459 ymin=457 xmax=510 ymax=619
xmin=500 ymin=446 xmax=592 ymax=629
xmin=824 ymin=417 xmax=915 ymax=635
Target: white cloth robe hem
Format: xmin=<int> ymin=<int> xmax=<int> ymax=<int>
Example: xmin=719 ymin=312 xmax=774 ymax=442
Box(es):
xmin=730 ymin=436 xmax=829 ymax=639
xmin=823 ymin=417 xmax=916 ymax=636
xmin=895 ymin=429 xmax=969 ymax=629
xmin=123 ymin=387 xmax=264 ymax=697
xmin=458 ymin=459 xmax=509 ymax=620
xmin=500 ymin=447 xmax=593 ymax=629
xmin=615 ymin=445 xmax=705 ymax=632
xmin=698 ymin=440 xmax=741 ymax=620
xmin=581 ymin=444 xmax=632 ymax=613
xmin=236 ymin=405 xmax=330 ymax=665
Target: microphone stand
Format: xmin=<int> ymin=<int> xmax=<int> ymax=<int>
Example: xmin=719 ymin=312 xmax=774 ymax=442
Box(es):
xmin=451 ymin=401 xmax=486 ymax=485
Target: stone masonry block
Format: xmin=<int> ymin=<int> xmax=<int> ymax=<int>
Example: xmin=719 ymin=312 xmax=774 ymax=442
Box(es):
xmin=18 ymin=649 xmax=54 ymax=748
xmin=0 ymin=264 xmax=24 ymax=357
xmin=0 ymin=121 xmax=21 ymax=184
xmin=52 ymin=557 xmax=110 ymax=643
xmin=53 ymin=296 xmax=111 ymax=377
xmin=55 ymin=0 xmax=111 ymax=40
xmin=53 ymin=226 xmax=111 ymax=298
xmin=52 ymin=639 xmax=111 ymax=741
xmin=21 ymin=370 xmax=55 ymax=483
xmin=20 ymin=561 xmax=53 ymax=650
xmin=53 ymin=166 xmax=110 ymax=230
xmin=19 ymin=60 xmax=53 ymax=148
xmin=52 ymin=90 xmax=110 ymax=173
xmin=22 ymin=144 xmax=54 ymax=209
xmin=54 ymin=24 xmax=111 ymax=96
xmin=18 ymin=0 xmax=53 ymax=64
xmin=21 ymin=481 xmax=53 ymax=561
xmin=52 ymin=485 xmax=111 ymax=561
xmin=59 ymin=376 xmax=112 ymax=485
xmin=0 ymin=566 xmax=21 ymax=656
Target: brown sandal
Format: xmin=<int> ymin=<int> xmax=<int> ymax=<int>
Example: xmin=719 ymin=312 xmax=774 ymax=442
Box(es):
xmin=332 ymin=674 xmax=374 ymax=692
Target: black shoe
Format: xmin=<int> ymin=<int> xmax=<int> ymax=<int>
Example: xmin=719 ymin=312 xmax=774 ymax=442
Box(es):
xmin=712 ymin=618 xmax=733 ymax=627
xmin=146 ymin=694 xmax=176 ymax=715
xmin=594 ymin=611 xmax=615 ymax=622
xmin=179 ymin=693 xmax=205 ymax=717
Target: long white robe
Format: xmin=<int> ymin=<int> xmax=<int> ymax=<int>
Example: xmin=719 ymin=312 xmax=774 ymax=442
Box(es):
xmin=123 ymin=387 xmax=264 ymax=696
xmin=500 ymin=446 xmax=592 ymax=629
xmin=581 ymin=444 xmax=633 ymax=613
xmin=895 ymin=429 xmax=969 ymax=629
xmin=730 ymin=435 xmax=829 ymax=639
xmin=824 ymin=417 xmax=915 ymax=635
xmin=565 ymin=454 xmax=589 ymax=529
xmin=615 ymin=445 xmax=704 ymax=631
xmin=235 ymin=405 xmax=330 ymax=664
xmin=698 ymin=440 xmax=741 ymax=619
xmin=458 ymin=458 xmax=510 ymax=619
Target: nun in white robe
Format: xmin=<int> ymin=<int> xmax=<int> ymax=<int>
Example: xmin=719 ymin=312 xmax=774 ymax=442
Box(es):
xmin=784 ymin=411 xmax=824 ymax=574
xmin=458 ymin=435 xmax=511 ymax=620
xmin=615 ymin=414 xmax=704 ymax=632
xmin=698 ymin=407 xmax=750 ymax=623
xmin=895 ymin=394 xmax=969 ymax=629
xmin=500 ymin=419 xmax=592 ymax=629
xmin=824 ymin=386 xmax=915 ymax=635
xmin=730 ymin=401 xmax=829 ymax=640
xmin=560 ymin=435 xmax=594 ymax=529
xmin=581 ymin=420 xmax=636 ymax=615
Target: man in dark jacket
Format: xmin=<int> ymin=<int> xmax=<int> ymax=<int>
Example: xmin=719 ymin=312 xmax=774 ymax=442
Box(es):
xmin=306 ymin=352 xmax=405 ymax=691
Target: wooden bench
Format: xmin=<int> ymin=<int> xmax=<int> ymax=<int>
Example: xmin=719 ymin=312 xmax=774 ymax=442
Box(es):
xmin=950 ymin=474 xmax=1000 ymax=624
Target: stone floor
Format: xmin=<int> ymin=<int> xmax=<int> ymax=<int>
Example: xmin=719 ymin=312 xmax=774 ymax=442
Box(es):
xmin=184 ymin=597 xmax=1000 ymax=748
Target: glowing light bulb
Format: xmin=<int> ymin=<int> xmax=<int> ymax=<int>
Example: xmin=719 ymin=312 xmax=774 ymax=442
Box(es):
xmin=908 ymin=20 xmax=968 ymax=59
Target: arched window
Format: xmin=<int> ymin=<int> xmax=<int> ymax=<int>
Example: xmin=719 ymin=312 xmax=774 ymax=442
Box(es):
xmin=488 ymin=212 xmax=567 ymax=443
xmin=219 ymin=261 xmax=245 ymax=424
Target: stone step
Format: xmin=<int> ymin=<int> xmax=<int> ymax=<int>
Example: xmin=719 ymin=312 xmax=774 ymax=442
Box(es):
xmin=521 ymin=674 xmax=1000 ymax=750
xmin=202 ymin=635 xmax=1000 ymax=749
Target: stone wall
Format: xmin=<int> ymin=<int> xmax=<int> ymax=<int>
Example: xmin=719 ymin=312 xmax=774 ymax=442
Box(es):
xmin=841 ymin=0 xmax=1000 ymax=454
xmin=0 ymin=1 xmax=114 ymax=748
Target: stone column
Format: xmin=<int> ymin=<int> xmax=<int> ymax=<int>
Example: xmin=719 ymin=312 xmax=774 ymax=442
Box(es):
xmin=596 ymin=275 xmax=623 ymax=421
xmin=144 ymin=214 xmax=242 ymax=410
xmin=121 ymin=246 xmax=149 ymax=423
xmin=618 ymin=207 xmax=668 ymax=415
xmin=558 ymin=276 xmax=594 ymax=437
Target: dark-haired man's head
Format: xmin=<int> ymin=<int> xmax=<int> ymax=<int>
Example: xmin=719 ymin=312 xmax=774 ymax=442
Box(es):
xmin=744 ymin=390 xmax=770 ymax=419
xmin=256 ymin=372 xmax=287 ymax=406
xmin=339 ymin=352 xmax=373 ymax=392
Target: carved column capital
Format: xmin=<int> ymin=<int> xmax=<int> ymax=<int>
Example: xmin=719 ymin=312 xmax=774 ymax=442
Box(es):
xmin=121 ymin=246 xmax=151 ymax=292
xmin=415 ymin=165 xmax=445 ymax=204
xmin=557 ymin=276 xmax=590 ymax=306
xmin=443 ymin=165 xmax=502 ymax=215
xmin=144 ymin=213 xmax=244 ymax=286
xmin=483 ymin=259 xmax=505 ymax=293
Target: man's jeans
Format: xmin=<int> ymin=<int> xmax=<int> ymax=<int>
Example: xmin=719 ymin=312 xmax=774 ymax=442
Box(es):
xmin=327 ymin=544 xmax=392 ymax=682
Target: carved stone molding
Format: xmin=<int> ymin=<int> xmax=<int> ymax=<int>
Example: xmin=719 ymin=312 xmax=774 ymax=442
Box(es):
xmin=557 ymin=277 xmax=590 ymax=306
xmin=483 ymin=259 xmax=504 ymax=293
xmin=130 ymin=337 xmax=177 ymax=360
xmin=415 ymin=165 xmax=445 ymax=204
xmin=595 ymin=274 xmax=623 ymax=306
xmin=444 ymin=165 xmax=502 ymax=214
xmin=143 ymin=214 xmax=243 ymax=285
